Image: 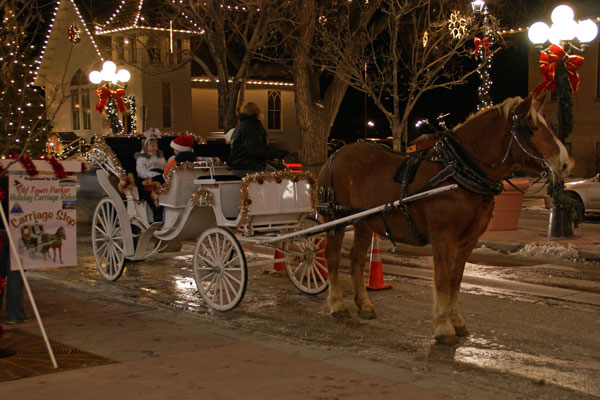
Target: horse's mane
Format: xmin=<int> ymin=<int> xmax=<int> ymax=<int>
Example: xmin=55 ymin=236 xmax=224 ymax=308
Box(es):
xmin=452 ymin=96 xmax=539 ymax=133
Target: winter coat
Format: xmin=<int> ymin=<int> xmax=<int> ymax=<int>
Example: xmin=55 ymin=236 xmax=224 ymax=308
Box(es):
xmin=228 ymin=114 xmax=288 ymax=172
xmin=135 ymin=150 xmax=166 ymax=179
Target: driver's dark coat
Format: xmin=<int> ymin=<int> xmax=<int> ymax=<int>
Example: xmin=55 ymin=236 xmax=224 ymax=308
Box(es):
xmin=228 ymin=113 xmax=287 ymax=172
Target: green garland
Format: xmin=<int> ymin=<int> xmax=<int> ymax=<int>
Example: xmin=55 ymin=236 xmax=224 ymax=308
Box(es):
xmin=555 ymin=62 xmax=574 ymax=140
xmin=547 ymin=180 xmax=582 ymax=227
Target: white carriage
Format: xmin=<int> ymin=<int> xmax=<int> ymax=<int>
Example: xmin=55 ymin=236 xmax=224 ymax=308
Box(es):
xmin=85 ymin=135 xmax=328 ymax=311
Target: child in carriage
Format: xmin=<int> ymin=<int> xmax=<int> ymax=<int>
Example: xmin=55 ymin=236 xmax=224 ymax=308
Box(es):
xmin=163 ymin=135 xmax=212 ymax=177
xmin=135 ymin=128 xmax=166 ymax=221
xmin=136 ymin=128 xmax=166 ymax=184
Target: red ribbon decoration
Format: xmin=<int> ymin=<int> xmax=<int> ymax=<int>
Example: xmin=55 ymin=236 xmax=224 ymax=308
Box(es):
xmin=95 ymin=86 xmax=127 ymax=114
xmin=534 ymin=43 xmax=584 ymax=96
xmin=472 ymin=37 xmax=491 ymax=56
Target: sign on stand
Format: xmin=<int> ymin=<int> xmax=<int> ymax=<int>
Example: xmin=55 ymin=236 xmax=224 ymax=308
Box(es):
xmin=7 ymin=174 xmax=78 ymax=268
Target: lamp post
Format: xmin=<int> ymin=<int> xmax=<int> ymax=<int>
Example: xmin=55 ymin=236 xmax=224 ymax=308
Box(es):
xmin=89 ymin=61 xmax=131 ymax=134
xmin=471 ymin=0 xmax=495 ymax=110
xmin=528 ymin=5 xmax=598 ymax=237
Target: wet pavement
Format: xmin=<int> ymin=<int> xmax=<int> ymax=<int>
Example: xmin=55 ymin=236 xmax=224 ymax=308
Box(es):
xmin=0 ymin=212 xmax=598 ymax=399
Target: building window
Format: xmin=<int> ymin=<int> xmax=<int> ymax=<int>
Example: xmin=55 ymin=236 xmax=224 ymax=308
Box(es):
xmin=597 ymin=42 xmax=600 ymax=99
xmin=267 ymin=91 xmax=281 ymax=130
xmin=162 ymin=82 xmax=172 ymax=128
xmin=116 ymin=36 xmax=125 ymax=61
xmin=148 ymin=39 xmax=161 ymax=64
xmin=129 ymin=37 xmax=137 ymax=63
xmin=176 ymin=39 xmax=183 ymax=63
xmin=70 ymin=69 xmax=91 ymax=131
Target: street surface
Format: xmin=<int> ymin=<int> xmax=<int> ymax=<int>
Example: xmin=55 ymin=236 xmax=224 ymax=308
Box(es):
xmin=21 ymin=206 xmax=600 ymax=400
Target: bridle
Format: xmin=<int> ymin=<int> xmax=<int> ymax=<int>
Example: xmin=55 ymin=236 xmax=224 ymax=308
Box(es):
xmin=497 ymin=113 xmax=546 ymax=166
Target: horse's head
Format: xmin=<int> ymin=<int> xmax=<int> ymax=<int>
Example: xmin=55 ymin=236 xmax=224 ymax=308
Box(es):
xmin=56 ymin=227 xmax=66 ymax=239
xmin=509 ymin=93 xmax=574 ymax=179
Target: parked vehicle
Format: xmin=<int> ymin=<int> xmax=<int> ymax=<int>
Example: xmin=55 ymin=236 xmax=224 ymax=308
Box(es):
xmin=565 ymin=174 xmax=600 ymax=214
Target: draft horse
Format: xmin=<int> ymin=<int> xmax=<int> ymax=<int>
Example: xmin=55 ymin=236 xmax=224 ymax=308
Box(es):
xmin=317 ymin=94 xmax=573 ymax=344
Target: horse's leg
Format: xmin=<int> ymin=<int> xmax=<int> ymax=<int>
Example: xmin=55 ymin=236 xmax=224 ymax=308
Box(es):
xmin=350 ymin=222 xmax=376 ymax=319
xmin=431 ymin=238 xmax=459 ymax=344
xmin=59 ymin=247 xmax=63 ymax=263
xmin=448 ymin=237 xmax=479 ymax=337
xmin=326 ymin=228 xmax=350 ymax=319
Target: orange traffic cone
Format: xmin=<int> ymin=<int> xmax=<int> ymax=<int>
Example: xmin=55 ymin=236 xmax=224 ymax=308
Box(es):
xmin=366 ymin=233 xmax=392 ymax=290
xmin=272 ymin=247 xmax=286 ymax=273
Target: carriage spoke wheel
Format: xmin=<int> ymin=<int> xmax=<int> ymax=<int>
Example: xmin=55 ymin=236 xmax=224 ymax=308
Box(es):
xmin=92 ymin=197 xmax=126 ymax=281
xmin=283 ymin=218 xmax=329 ymax=295
xmin=193 ymin=228 xmax=247 ymax=312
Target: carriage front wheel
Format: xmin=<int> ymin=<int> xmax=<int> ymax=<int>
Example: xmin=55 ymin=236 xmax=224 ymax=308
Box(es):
xmin=193 ymin=227 xmax=247 ymax=312
xmin=92 ymin=197 xmax=126 ymax=281
xmin=282 ymin=218 xmax=329 ymax=295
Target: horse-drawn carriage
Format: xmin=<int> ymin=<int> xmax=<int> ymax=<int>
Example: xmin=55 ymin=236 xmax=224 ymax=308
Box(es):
xmin=85 ymin=135 xmax=329 ymax=311
xmin=86 ymin=94 xmax=574 ymax=344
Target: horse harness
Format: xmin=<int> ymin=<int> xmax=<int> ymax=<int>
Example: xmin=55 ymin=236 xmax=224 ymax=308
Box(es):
xmin=318 ymin=110 xmax=547 ymax=250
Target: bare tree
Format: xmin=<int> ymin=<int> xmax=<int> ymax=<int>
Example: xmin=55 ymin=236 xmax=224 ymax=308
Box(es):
xmin=319 ymin=0 xmax=500 ymax=151
xmin=266 ymin=0 xmax=385 ymax=174
xmin=140 ymin=0 xmax=288 ymax=134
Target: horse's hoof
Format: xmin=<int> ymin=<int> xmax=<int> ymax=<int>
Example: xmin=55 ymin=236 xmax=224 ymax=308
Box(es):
xmin=357 ymin=308 xmax=376 ymax=319
xmin=331 ymin=309 xmax=352 ymax=320
xmin=435 ymin=334 xmax=460 ymax=345
xmin=454 ymin=326 xmax=469 ymax=337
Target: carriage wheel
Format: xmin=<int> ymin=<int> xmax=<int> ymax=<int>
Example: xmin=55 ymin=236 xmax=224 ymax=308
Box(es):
xmin=92 ymin=197 xmax=126 ymax=281
xmin=193 ymin=227 xmax=247 ymax=312
xmin=282 ymin=218 xmax=329 ymax=295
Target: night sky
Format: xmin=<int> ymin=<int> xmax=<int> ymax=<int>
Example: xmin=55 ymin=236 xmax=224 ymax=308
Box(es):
xmin=330 ymin=33 xmax=531 ymax=142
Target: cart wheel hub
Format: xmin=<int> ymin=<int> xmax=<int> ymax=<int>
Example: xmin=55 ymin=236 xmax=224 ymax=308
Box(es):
xmin=104 ymin=235 xmax=111 ymax=243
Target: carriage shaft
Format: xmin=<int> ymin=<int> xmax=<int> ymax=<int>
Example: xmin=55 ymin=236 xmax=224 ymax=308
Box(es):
xmin=260 ymin=184 xmax=458 ymax=244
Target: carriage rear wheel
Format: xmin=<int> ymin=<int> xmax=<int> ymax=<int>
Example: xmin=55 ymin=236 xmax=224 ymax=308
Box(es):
xmin=92 ymin=197 xmax=126 ymax=281
xmin=193 ymin=227 xmax=247 ymax=312
xmin=282 ymin=218 xmax=329 ymax=295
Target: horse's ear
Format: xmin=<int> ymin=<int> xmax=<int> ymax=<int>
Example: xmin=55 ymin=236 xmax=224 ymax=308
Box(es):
xmin=514 ymin=93 xmax=535 ymax=117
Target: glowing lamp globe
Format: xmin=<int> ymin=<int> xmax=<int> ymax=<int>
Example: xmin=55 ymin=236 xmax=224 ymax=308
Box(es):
xmin=551 ymin=5 xmax=574 ymax=25
xmin=528 ymin=22 xmax=550 ymax=44
xmin=554 ymin=18 xmax=578 ymax=41
xmin=102 ymin=60 xmax=117 ymax=74
xmin=89 ymin=70 xmax=102 ymax=84
xmin=117 ymin=69 xmax=131 ymax=83
xmin=577 ymin=19 xmax=598 ymax=43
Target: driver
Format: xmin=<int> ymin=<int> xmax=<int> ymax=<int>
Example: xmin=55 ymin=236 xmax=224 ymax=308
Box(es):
xmin=228 ymin=102 xmax=288 ymax=177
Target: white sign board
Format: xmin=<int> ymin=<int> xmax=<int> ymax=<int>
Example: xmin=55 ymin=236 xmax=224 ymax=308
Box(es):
xmin=7 ymin=174 xmax=77 ymax=269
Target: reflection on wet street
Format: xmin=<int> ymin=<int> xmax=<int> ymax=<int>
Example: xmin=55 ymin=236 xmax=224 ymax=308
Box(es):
xmin=28 ymin=223 xmax=600 ymax=399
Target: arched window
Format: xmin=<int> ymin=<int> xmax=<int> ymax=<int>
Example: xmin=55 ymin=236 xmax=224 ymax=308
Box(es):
xmin=267 ymin=91 xmax=281 ymax=130
xmin=148 ymin=39 xmax=161 ymax=64
xmin=70 ymin=69 xmax=91 ymax=131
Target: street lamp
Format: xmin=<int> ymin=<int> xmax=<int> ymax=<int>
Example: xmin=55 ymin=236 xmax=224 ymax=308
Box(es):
xmin=89 ymin=61 xmax=131 ymax=134
xmin=528 ymin=5 xmax=598 ymax=237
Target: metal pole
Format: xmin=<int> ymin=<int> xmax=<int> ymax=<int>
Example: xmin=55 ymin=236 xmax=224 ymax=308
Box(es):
xmin=0 ymin=205 xmax=58 ymax=369
xmin=259 ymin=184 xmax=458 ymax=244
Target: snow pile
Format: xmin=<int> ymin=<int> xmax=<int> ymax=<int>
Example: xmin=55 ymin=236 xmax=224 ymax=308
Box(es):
xmin=514 ymin=242 xmax=580 ymax=262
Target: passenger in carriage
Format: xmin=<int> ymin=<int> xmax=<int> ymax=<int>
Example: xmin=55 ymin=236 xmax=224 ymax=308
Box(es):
xmin=135 ymin=130 xmax=166 ymax=222
xmin=163 ymin=135 xmax=213 ymax=177
xmin=229 ymin=102 xmax=288 ymax=177
xmin=135 ymin=130 xmax=166 ymax=185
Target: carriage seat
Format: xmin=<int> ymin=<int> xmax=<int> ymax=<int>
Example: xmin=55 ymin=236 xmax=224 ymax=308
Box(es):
xmin=158 ymin=167 xmax=213 ymax=208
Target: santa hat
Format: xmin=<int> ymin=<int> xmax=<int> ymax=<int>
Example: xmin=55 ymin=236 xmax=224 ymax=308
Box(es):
xmin=170 ymin=135 xmax=194 ymax=152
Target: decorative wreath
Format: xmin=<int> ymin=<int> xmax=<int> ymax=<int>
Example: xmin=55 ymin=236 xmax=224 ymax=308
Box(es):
xmin=68 ymin=24 xmax=81 ymax=44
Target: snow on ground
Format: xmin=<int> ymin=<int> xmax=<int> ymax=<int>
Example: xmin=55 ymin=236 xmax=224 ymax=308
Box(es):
xmin=514 ymin=242 xmax=581 ymax=262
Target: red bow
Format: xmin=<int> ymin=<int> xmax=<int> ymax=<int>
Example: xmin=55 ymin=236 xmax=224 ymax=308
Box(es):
xmin=534 ymin=43 xmax=584 ymax=95
xmin=95 ymin=86 xmax=127 ymax=113
xmin=472 ymin=37 xmax=491 ymax=56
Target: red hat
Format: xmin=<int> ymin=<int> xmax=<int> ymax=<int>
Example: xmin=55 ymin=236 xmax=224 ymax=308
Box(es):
xmin=170 ymin=135 xmax=194 ymax=152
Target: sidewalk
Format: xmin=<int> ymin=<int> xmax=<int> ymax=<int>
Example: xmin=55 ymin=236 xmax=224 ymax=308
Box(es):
xmin=0 ymin=278 xmax=448 ymax=399
xmin=478 ymin=198 xmax=600 ymax=262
